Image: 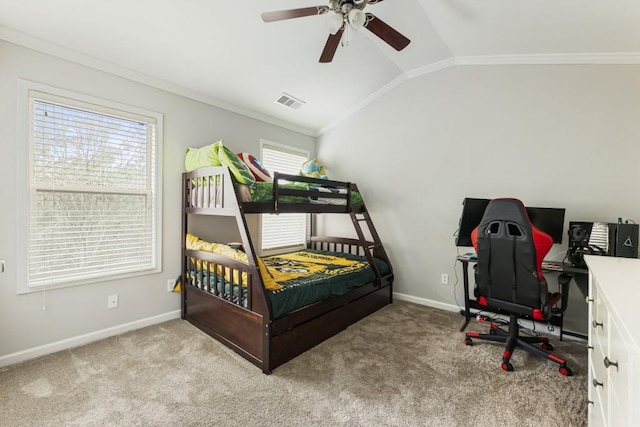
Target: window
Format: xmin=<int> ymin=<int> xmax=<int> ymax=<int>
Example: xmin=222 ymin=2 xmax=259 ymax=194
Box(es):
xmin=260 ymin=141 xmax=309 ymax=254
xmin=18 ymin=81 xmax=162 ymax=292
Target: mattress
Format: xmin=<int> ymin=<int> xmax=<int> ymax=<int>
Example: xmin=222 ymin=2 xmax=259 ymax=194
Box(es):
xmin=188 ymin=248 xmax=390 ymax=319
xmin=263 ymin=249 xmax=390 ymax=318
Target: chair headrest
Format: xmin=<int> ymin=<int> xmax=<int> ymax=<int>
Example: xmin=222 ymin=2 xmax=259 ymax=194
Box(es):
xmin=479 ymin=198 xmax=531 ymax=228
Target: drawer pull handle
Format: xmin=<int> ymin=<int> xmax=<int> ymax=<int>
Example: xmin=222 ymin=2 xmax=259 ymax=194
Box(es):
xmin=587 ymin=400 xmax=594 ymax=405
xmin=587 ymin=346 xmax=594 ymax=351
xmin=604 ymin=357 xmax=619 ymax=370
xmin=585 ymin=297 xmax=594 ymax=303
xmin=592 ymin=320 xmax=603 ymax=329
xmin=592 ymin=378 xmax=604 ymax=388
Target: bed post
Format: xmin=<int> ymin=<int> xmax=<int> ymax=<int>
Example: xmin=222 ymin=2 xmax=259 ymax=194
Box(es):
xmin=229 ymin=174 xmax=273 ymax=373
xmin=181 ymin=172 xmax=188 ymax=319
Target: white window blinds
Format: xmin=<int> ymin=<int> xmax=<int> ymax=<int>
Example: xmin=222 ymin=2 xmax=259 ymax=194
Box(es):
xmin=260 ymin=143 xmax=309 ymax=253
xmin=26 ymin=90 xmax=161 ymax=288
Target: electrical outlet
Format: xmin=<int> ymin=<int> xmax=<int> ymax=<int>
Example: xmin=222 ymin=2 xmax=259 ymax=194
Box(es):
xmin=441 ymin=273 xmax=449 ymax=285
xmin=167 ymin=279 xmax=175 ymax=292
xmin=108 ymin=294 xmax=118 ymax=309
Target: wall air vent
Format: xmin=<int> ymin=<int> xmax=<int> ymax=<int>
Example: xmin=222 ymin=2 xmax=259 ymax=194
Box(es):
xmin=275 ymin=93 xmax=305 ymax=110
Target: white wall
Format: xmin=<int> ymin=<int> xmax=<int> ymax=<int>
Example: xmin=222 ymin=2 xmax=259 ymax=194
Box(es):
xmin=318 ymin=64 xmax=640 ymax=335
xmin=0 ymin=40 xmax=315 ymax=364
xmin=2 ymin=40 xmax=637 ymax=363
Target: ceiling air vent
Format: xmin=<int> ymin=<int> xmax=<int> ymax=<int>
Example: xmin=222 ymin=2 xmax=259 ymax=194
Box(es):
xmin=275 ymin=93 xmax=305 ymax=110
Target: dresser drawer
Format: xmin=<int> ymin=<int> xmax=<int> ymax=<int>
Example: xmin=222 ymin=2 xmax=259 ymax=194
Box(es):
xmin=591 ymin=345 xmax=608 ymax=424
xmin=592 ymin=292 xmax=608 ymax=355
xmin=607 ymin=317 xmax=630 ymax=424
xmin=631 ymin=357 xmax=640 ymax=422
xmin=610 ymin=389 xmax=628 ymax=427
xmin=589 ymin=360 xmax=607 ymax=426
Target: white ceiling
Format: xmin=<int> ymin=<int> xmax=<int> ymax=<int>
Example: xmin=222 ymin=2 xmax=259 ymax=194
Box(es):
xmin=1 ymin=0 xmax=639 ymax=135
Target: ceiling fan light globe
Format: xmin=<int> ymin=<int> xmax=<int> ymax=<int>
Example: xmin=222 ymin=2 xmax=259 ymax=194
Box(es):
xmin=326 ymin=13 xmax=344 ymax=35
xmin=348 ymin=9 xmax=365 ymax=29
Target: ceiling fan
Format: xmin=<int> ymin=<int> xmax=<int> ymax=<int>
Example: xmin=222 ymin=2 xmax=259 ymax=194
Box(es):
xmin=261 ymin=0 xmax=410 ymax=63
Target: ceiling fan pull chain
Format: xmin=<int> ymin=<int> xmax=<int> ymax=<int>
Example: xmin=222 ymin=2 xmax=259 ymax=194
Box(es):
xmin=342 ymin=23 xmax=350 ymax=47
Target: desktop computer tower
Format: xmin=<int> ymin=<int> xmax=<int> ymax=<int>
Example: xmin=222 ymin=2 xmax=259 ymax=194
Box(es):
xmin=610 ymin=223 xmax=639 ymax=259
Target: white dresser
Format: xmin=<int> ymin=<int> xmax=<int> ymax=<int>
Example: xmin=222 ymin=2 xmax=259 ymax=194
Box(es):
xmin=585 ymin=256 xmax=640 ymax=426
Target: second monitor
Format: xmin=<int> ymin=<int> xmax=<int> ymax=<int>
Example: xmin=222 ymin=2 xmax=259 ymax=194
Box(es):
xmin=456 ymin=198 xmax=566 ymax=247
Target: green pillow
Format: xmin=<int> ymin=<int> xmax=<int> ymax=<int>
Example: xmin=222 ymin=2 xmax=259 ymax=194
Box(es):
xmin=184 ymin=141 xmax=221 ymax=172
xmin=218 ymin=143 xmax=256 ymax=186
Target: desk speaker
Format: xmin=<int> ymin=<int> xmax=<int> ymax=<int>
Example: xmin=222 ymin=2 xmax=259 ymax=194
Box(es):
xmin=567 ymin=222 xmax=608 ymax=268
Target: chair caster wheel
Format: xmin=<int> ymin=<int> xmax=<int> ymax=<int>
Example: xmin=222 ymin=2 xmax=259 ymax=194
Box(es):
xmin=464 ymin=337 xmax=473 ymax=346
xmin=541 ymin=342 xmax=554 ymax=351
xmin=559 ymin=366 xmax=573 ymax=377
xmin=501 ymin=361 xmax=513 ymax=372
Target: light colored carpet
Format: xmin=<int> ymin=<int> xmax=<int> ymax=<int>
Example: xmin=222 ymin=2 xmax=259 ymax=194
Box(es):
xmin=0 ymin=301 xmax=587 ymax=426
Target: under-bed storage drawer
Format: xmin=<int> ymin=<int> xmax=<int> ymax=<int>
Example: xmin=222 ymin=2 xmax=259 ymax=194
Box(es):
xmin=186 ymin=285 xmax=264 ymax=360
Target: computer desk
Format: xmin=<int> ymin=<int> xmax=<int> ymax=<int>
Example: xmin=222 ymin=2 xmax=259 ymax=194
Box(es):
xmin=456 ymin=255 xmax=588 ymax=340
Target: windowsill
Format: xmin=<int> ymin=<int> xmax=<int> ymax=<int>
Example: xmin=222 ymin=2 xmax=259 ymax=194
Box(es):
xmin=17 ymin=267 xmax=162 ymax=295
xmin=260 ymin=245 xmax=307 ymax=257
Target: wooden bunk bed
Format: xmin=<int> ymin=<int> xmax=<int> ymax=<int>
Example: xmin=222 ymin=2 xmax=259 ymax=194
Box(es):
xmin=181 ymin=166 xmax=394 ymax=374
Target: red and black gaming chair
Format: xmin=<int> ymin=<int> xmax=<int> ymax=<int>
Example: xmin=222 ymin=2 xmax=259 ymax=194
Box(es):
xmin=464 ymin=198 xmax=573 ymax=376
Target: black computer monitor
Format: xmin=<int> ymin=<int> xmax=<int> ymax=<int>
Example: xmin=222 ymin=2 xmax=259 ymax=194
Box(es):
xmin=455 ymin=198 xmax=566 ymax=246
xmin=455 ymin=198 xmax=490 ymax=247
xmin=526 ymin=207 xmax=566 ymax=244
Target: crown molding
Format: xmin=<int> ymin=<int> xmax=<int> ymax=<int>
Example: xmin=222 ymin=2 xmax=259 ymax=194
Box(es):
xmin=0 ymin=26 xmax=316 ymax=137
xmin=455 ymin=52 xmax=640 ymax=65
xmin=4 ymin=24 xmax=638 ymax=138
xmin=319 ymin=52 xmax=640 ymax=135
xmin=405 ymin=57 xmax=456 ymax=79
xmin=319 ymin=72 xmax=408 ymax=135
xmin=319 ymin=57 xmax=456 ymax=134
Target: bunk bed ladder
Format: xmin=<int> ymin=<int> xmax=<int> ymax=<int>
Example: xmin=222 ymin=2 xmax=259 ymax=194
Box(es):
xmin=349 ymin=208 xmax=389 ymax=286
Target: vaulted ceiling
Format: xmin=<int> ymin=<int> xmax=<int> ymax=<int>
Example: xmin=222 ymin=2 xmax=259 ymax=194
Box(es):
xmin=1 ymin=0 xmax=639 ymax=135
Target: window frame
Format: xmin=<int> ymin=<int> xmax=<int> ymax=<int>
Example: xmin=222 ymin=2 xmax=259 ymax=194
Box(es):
xmin=16 ymin=79 xmax=163 ymax=294
xmin=258 ymin=139 xmax=310 ymax=256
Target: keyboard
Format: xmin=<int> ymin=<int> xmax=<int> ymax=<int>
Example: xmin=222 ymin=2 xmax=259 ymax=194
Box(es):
xmin=541 ymin=261 xmax=564 ymax=272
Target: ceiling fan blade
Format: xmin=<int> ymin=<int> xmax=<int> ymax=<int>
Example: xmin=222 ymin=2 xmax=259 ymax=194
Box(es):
xmin=261 ymin=6 xmax=329 ymax=23
xmin=364 ymin=13 xmax=410 ymax=51
xmin=319 ymin=27 xmax=345 ymax=63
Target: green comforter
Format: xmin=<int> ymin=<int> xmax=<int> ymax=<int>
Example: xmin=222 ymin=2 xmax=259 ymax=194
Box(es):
xmin=250 ymin=182 xmax=362 ymax=206
xmin=263 ymin=249 xmax=390 ymax=318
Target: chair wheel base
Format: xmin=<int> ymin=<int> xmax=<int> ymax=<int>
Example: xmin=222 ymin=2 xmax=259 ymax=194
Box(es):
xmin=463 ymin=312 xmax=572 ymax=376
xmin=559 ymin=366 xmax=573 ymax=377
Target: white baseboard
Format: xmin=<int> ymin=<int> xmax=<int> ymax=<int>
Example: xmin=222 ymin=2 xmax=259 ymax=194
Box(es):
xmin=0 ymin=310 xmax=182 ymax=368
xmin=393 ymin=292 xmax=461 ymax=313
